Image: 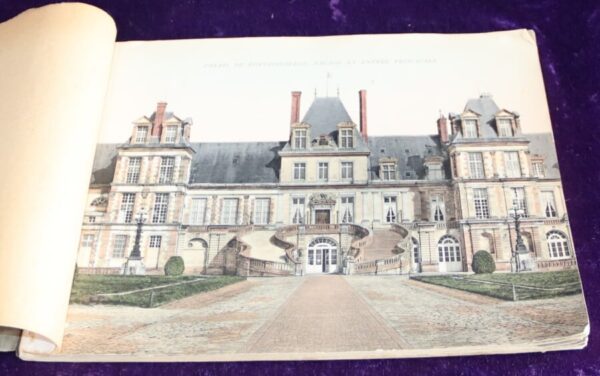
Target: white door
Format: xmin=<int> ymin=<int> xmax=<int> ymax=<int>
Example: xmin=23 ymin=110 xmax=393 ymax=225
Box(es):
xmin=437 ymin=236 xmax=463 ymax=272
xmin=306 ymin=238 xmax=338 ymax=274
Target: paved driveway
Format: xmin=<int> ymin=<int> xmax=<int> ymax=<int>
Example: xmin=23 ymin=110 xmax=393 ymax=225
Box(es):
xmin=56 ymin=275 xmax=588 ymax=359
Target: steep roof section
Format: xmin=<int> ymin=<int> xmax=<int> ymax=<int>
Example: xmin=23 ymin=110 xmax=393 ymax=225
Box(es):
xmin=89 ymin=134 xmax=560 ymax=185
xmin=302 ymin=97 xmax=353 ymax=140
xmin=463 ymin=94 xmax=501 ymax=139
xmin=189 ymin=142 xmax=285 ymax=184
xmin=523 ymin=133 xmax=561 ymax=179
xmin=368 ymin=135 xmax=446 ymax=180
xmin=90 ymin=144 xmax=118 ymax=185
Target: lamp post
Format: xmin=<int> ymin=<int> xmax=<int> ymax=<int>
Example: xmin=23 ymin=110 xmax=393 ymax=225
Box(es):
xmin=509 ymin=207 xmax=526 ymax=273
xmin=122 ymin=209 xmax=147 ymax=275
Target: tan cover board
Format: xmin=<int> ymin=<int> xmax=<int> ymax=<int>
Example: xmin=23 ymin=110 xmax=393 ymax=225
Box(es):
xmin=0 ymin=3 xmax=116 ymax=351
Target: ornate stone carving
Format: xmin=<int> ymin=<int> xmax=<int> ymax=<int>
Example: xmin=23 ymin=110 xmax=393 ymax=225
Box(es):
xmin=91 ymin=196 xmax=108 ymax=207
xmin=309 ymin=193 xmax=336 ymax=206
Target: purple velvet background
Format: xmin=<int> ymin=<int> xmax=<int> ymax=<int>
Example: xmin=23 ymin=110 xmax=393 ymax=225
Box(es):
xmin=1 ymin=1 xmax=599 ymax=374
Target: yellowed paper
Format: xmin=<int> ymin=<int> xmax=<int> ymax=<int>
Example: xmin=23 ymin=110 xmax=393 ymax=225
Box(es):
xmin=0 ymin=3 xmax=116 ymax=351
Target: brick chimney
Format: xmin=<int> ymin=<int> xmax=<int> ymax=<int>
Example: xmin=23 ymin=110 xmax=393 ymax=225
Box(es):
xmin=437 ymin=113 xmax=448 ymax=143
xmin=290 ymin=91 xmax=301 ymax=124
xmin=152 ymin=101 xmax=167 ymax=137
xmin=359 ymin=90 xmax=368 ymax=141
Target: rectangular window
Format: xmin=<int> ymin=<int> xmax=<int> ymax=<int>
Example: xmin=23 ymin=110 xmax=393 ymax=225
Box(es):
xmin=384 ymin=196 xmax=397 ymax=223
xmin=291 ymin=197 xmax=305 ymax=224
xmin=149 ymin=235 xmax=162 ymax=248
xmin=294 ymin=129 xmax=307 ymax=149
xmin=221 ymin=198 xmax=239 ymax=225
xmin=112 ymin=235 xmax=128 ymax=258
xmin=340 ymin=129 xmax=353 ymax=148
xmin=473 ymin=188 xmax=490 ymax=219
xmin=341 ymin=196 xmax=354 ymax=224
xmin=253 ymin=198 xmax=270 ymax=225
xmin=468 ymin=152 xmax=484 ymax=179
xmin=511 ymin=187 xmax=528 ymax=217
xmin=81 ymin=234 xmax=94 ymax=247
xmin=293 ymin=163 xmax=306 ymax=181
xmin=541 ymin=191 xmax=557 ymax=218
xmin=498 ymin=118 xmax=513 ymax=137
xmin=381 ymin=164 xmax=396 ymax=180
xmin=532 ymin=162 xmax=545 ymax=178
xmin=135 ymin=126 xmax=148 ymax=143
xmin=341 ymin=162 xmax=354 ymax=180
xmin=126 ymin=157 xmax=141 ymax=184
xmin=158 ymin=157 xmax=175 ymax=183
xmin=318 ymin=162 xmax=329 ymax=181
xmin=463 ymin=119 xmax=478 ymax=138
xmin=164 ymin=126 xmax=177 ymax=143
xmin=190 ymin=197 xmax=207 ymax=225
xmin=431 ymin=194 xmax=445 ymax=222
xmin=504 ymin=151 xmax=521 ymax=178
xmin=152 ymin=193 xmax=169 ymax=224
xmin=119 ymin=193 xmax=136 ymax=223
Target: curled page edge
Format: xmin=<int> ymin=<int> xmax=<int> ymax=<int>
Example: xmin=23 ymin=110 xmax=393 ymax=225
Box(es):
xmin=0 ymin=327 xmax=21 ymax=352
xmin=0 ymin=2 xmax=116 ymax=352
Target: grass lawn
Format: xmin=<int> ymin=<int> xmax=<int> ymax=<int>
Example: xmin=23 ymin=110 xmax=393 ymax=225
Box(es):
xmin=411 ymin=269 xmax=582 ymax=301
xmin=70 ymin=274 xmax=246 ymax=308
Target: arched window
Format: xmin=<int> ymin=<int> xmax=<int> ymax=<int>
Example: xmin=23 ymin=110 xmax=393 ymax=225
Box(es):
xmin=412 ymin=237 xmax=420 ymax=263
xmin=547 ymin=231 xmax=570 ymax=259
xmin=188 ymin=237 xmax=208 ymax=249
xmin=438 ymin=235 xmax=461 ymax=263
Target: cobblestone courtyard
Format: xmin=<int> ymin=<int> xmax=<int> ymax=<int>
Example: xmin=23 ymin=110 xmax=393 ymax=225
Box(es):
xmin=58 ymin=275 xmax=588 ymax=359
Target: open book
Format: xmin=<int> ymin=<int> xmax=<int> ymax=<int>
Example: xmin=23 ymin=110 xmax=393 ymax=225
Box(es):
xmin=0 ymin=3 xmax=589 ymax=362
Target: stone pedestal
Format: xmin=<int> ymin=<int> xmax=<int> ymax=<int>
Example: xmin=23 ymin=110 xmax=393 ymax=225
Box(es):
xmin=122 ymin=257 xmax=146 ymax=275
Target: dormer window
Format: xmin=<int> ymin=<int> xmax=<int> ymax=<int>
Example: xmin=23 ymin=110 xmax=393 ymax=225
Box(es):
xmin=381 ymin=163 xmax=396 ymax=181
xmin=164 ymin=126 xmax=177 ymax=143
xmin=294 ymin=129 xmax=307 ymax=149
xmin=340 ymin=129 xmax=354 ymax=148
xmin=463 ymin=119 xmax=478 ymax=138
xmin=531 ymin=156 xmax=545 ymax=178
xmin=135 ymin=126 xmax=148 ymax=143
xmin=497 ymin=118 xmax=513 ymax=137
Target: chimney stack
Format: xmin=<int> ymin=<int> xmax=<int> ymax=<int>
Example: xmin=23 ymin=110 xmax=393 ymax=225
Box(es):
xmin=359 ymin=90 xmax=368 ymax=141
xmin=290 ymin=91 xmax=301 ymax=124
xmin=437 ymin=113 xmax=448 ymax=143
xmin=152 ymin=101 xmax=167 ymax=137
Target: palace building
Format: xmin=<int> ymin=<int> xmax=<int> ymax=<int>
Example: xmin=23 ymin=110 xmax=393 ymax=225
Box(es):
xmin=77 ymin=91 xmax=577 ymax=276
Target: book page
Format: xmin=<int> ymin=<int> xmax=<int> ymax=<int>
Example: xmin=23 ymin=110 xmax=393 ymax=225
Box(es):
xmin=22 ymin=29 xmax=588 ymax=361
xmin=0 ymin=3 xmax=116 ymax=352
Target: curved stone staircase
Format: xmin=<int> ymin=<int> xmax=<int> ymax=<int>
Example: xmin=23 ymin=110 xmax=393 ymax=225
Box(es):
xmin=361 ymin=228 xmax=404 ymax=261
xmin=352 ymin=224 xmax=412 ymax=275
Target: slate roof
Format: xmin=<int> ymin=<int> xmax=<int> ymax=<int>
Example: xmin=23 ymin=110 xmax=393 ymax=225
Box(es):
xmin=189 ymin=142 xmax=285 ymax=184
xmin=90 ymin=144 xmax=118 ymax=185
xmin=302 ymin=97 xmax=352 ymax=139
xmin=281 ymin=96 xmax=370 ymax=153
xmin=523 ymin=133 xmax=561 ymax=179
xmin=90 ymin=132 xmax=559 ymax=185
xmin=462 ymin=94 xmax=502 ymax=139
xmin=368 ymin=135 xmax=447 ymax=180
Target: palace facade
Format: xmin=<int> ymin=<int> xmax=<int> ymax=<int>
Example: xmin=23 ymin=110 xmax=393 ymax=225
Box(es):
xmin=77 ymin=91 xmax=577 ymax=276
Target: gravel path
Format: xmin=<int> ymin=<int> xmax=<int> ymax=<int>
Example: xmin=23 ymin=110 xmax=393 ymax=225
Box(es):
xmin=56 ymin=275 xmax=588 ymax=358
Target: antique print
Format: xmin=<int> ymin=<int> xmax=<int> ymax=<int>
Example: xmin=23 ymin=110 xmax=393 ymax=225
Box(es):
xmin=52 ymin=32 xmax=588 ymax=360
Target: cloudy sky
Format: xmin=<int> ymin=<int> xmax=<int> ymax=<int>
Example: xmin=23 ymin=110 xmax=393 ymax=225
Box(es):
xmin=98 ymin=29 xmax=552 ymax=143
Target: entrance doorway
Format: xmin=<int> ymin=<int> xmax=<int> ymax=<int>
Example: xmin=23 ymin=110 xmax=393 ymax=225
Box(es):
xmin=315 ymin=209 xmax=331 ymax=224
xmin=306 ymin=237 xmax=338 ymax=274
xmin=437 ymin=235 xmax=463 ymax=272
